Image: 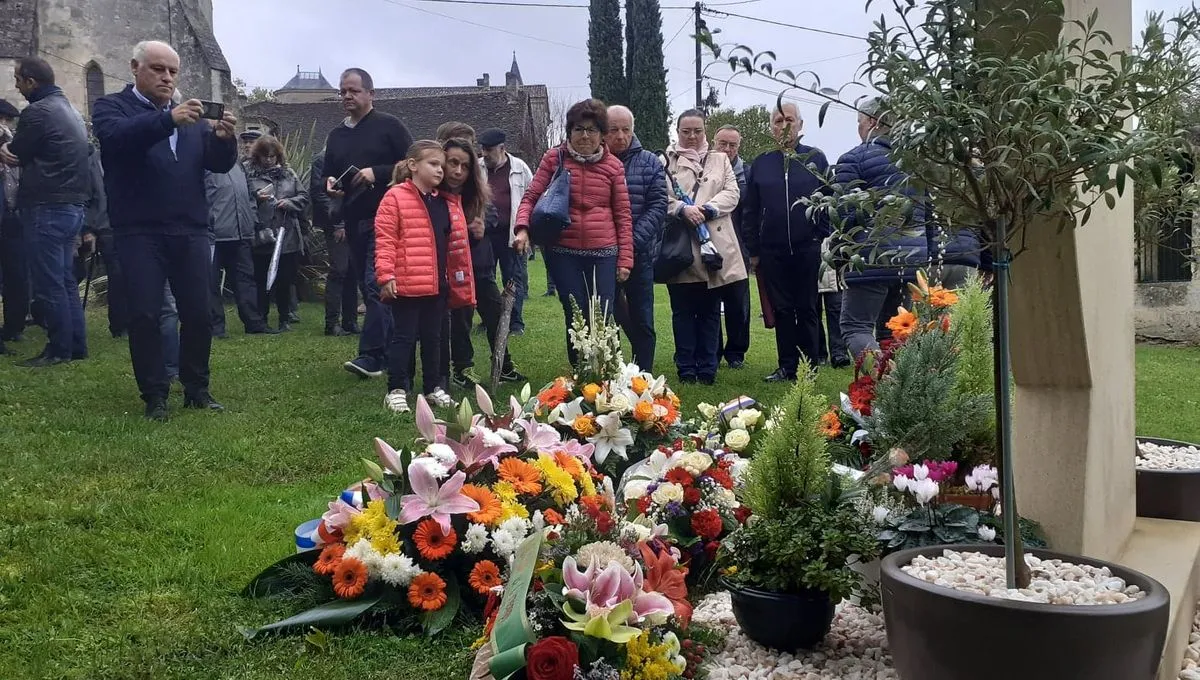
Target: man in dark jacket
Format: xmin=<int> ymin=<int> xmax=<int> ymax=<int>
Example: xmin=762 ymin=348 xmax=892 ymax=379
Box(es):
xmin=1 ymin=58 xmax=91 ymax=367
xmin=92 ymin=40 xmax=238 ymax=420
xmin=742 ymin=102 xmax=830 ymax=382
xmin=206 ymin=149 xmax=267 ymax=337
xmin=322 ymin=67 xmax=413 ymax=378
xmin=80 ymin=142 xmax=132 ymax=340
xmin=0 ymin=98 xmax=29 ymax=345
xmin=311 ymin=149 xmax=357 ymax=336
xmin=833 ymin=97 xmax=931 ymax=360
xmin=605 ymin=106 xmax=667 ymax=371
xmin=713 ymin=124 xmax=752 ymax=369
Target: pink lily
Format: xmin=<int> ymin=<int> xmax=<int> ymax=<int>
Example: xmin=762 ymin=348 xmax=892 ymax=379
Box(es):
xmin=561 ymin=557 xmax=674 ymax=626
xmin=321 ymin=498 xmax=361 ymax=532
xmin=516 ymin=415 xmax=563 ymax=452
xmin=476 ymin=384 xmax=495 ymax=417
xmin=560 ymin=438 xmax=596 ymax=463
xmin=399 ymin=462 xmax=479 ymax=532
xmin=374 ymin=438 xmax=404 ymax=476
xmin=415 ymin=394 xmax=448 ymax=443
xmin=447 ymin=426 xmax=517 ymax=469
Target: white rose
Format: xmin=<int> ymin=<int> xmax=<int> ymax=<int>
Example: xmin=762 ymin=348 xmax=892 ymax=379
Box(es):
xmin=730 ymin=457 xmax=750 ymax=484
xmin=697 ymin=403 xmax=718 ymax=419
xmin=651 ymin=482 xmax=685 ymax=506
xmin=739 ymin=408 xmax=763 ymax=428
xmin=607 ymin=393 xmax=633 ymax=415
xmin=724 ymin=428 xmax=751 ymax=452
xmin=681 ymin=451 xmax=714 ymax=475
xmin=623 ymin=479 xmax=651 ymax=502
xmin=728 ymin=416 xmax=747 ymax=431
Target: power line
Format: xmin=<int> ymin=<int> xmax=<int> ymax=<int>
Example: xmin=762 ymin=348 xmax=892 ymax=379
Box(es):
xmin=380 ymin=0 xmax=584 ymax=50
xmin=40 ymin=50 xmax=133 ymax=86
xmin=702 ymin=8 xmax=865 ymax=41
xmin=664 ymin=13 xmax=693 ymax=49
xmin=407 ymin=0 xmax=762 ymax=7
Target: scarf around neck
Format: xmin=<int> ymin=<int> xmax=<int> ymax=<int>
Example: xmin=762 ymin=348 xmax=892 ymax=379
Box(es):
xmin=566 ymin=142 xmax=604 ymax=164
xmin=670 ymin=139 xmax=709 ymax=169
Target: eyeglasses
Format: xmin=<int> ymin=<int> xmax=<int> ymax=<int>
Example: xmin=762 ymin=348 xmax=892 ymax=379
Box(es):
xmin=571 ymin=127 xmax=601 ymax=137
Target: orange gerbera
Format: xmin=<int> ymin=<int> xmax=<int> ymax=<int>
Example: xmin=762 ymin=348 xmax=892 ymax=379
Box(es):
xmin=553 ymin=451 xmax=585 ymax=478
xmin=462 ymin=484 xmax=503 ymax=526
xmin=820 ymin=409 xmax=843 ymax=438
xmin=332 ymin=557 xmax=368 ymax=599
xmin=408 ymin=572 xmax=448 ymax=611
xmin=886 ymin=308 xmax=919 ymax=341
xmin=468 ymin=560 xmax=503 ymax=595
xmin=582 ymin=383 xmax=602 ymax=403
xmin=572 ymin=414 xmax=599 ymax=438
xmin=630 ymin=375 xmax=649 ymax=396
xmin=498 ymin=457 xmax=543 ymax=495
xmin=537 ymin=379 xmax=571 ymax=408
xmin=543 ymin=508 xmax=566 ymax=526
xmin=313 ymin=543 xmax=346 ymax=575
xmin=655 ymin=397 xmax=679 ymax=425
xmin=632 ymin=400 xmax=656 ymax=423
xmin=928 ymin=286 xmax=959 ymax=308
xmin=413 ymin=518 xmax=458 ymax=560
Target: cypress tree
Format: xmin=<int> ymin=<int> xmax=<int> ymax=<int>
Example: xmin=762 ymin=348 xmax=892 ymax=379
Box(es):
xmin=625 ymin=0 xmax=670 ymax=152
xmin=588 ymin=0 xmax=627 ymax=106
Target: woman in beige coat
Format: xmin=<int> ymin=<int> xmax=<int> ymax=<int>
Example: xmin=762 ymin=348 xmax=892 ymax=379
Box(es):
xmin=663 ymin=109 xmax=746 ymax=384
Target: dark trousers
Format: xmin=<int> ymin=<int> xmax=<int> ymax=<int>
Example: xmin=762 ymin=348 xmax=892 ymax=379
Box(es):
xmin=349 ymin=223 xmax=391 ymax=363
xmin=251 ymin=250 xmax=298 ymax=328
xmin=816 ymin=291 xmax=849 ymax=364
xmin=162 ymin=281 xmax=179 ymax=379
xmin=614 ymin=260 xmax=656 ymax=371
xmin=545 ymin=250 xmax=617 ymax=366
xmin=841 ymin=280 xmax=905 ymax=361
xmin=324 ymin=231 xmax=358 ymax=331
xmin=24 ymin=204 xmax=87 ymax=359
xmin=495 ymin=239 xmax=528 ymax=331
xmin=389 ymin=293 xmax=447 ymax=394
xmin=115 ymin=231 xmax=213 ymax=403
xmin=760 ymin=249 xmax=821 ymax=375
xmin=667 ymin=281 xmax=721 ymax=380
xmin=543 ymin=247 xmax=557 ymax=294
xmin=1 ymin=208 xmax=29 ymax=338
xmin=717 ymin=277 xmax=751 ymax=364
xmin=97 ymin=234 xmax=130 ymax=336
xmin=211 ymin=239 xmax=263 ymax=334
xmin=450 ymin=275 xmax=513 ymax=374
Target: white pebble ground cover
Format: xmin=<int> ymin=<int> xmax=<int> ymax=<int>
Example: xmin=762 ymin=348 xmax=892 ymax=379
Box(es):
xmin=901 ymin=549 xmax=1146 ymax=605
xmin=693 ymin=592 xmax=897 ymax=679
xmin=1137 ymin=440 xmax=1200 ymax=470
xmin=1179 ymin=604 xmax=1200 ymax=680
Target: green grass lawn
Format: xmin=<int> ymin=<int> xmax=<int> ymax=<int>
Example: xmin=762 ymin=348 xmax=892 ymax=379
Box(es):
xmin=1 ymin=263 xmax=1197 ymax=680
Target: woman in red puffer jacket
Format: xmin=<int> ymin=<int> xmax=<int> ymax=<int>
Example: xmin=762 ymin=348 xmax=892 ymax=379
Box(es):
xmin=513 ymin=98 xmax=633 ymax=366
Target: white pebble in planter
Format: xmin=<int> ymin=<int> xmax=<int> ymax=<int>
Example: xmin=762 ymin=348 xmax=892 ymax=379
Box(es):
xmin=1136 ymin=437 xmax=1200 ymax=522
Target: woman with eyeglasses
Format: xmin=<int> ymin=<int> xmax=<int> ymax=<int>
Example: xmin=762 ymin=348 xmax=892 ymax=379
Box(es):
xmin=514 ymin=98 xmax=633 ymax=366
xmin=245 ymin=135 xmax=310 ymax=333
xmin=662 ymin=108 xmax=744 ymax=385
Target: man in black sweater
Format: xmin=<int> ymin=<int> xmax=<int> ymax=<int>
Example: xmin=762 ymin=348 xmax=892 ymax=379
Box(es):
xmin=322 ymin=68 xmax=413 ymax=378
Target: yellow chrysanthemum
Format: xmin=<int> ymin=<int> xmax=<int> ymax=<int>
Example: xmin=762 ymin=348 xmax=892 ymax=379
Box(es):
xmin=371 ymin=531 xmax=401 ymax=556
xmin=498 ymin=500 xmax=530 ymax=522
xmin=493 ymin=480 xmax=519 ymax=505
xmin=344 ymin=499 xmax=397 ymax=548
xmin=535 ymin=453 xmax=578 ymax=505
xmin=579 ymin=472 xmax=597 ymax=497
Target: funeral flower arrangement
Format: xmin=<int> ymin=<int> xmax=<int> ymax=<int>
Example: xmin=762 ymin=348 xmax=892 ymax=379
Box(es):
xmin=242 ymin=387 xmax=612 ymax=638
xmin=691 ymin=397 xmax=767 ymax=455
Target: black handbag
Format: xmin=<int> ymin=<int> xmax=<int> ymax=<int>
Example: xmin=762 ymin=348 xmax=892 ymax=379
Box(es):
xmin=653 ymin=166 xmax=701 ymax=284
xmin=529 ymin=148 xmax=571 ymax=247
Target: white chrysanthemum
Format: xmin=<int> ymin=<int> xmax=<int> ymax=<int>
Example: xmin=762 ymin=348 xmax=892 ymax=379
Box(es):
xmin=681 ymin=451 xmax=714 ymax=476
xmin=496 ymin=428 xmax=520 ymax=444
xmin=425 ymin=442 xmax=457 ymax=466
xmin=575 ymin=541 xmax=636 ymax=574
xmin=482 ymin=428 xmax=507 ymax=448
xmin=345 ymin=538 xmax=384 ymax=575
xmin=713 ymin=487 xmax=737 ymax=508
xmin=491 ymin=528 xmax=519 ymax=559
xmin=379 ymin=552 xmax=421 ymax=587
xmin=499 ymin=516 xmax=530 ymax=539
xmin=411 ymin=455 xmax=449 ymax=480
xmin=531 ymin=510 xmax=545 ymax=532
xmin=463 ymin=523 xmax=490 ymax=554
xmin=651 ymin=482 xmax=684 ymax=506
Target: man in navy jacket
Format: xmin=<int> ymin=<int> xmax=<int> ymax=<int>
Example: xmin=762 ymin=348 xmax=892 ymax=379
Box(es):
xmin=742 ymin=102 xmax=830 ymax=382
xmin=833 ymin=97 xmax=931 ymax=360
xmin=92 ymin=40 xmax=238 ymax=420
xmin=605 ymin=106 xmax=667 ymax=371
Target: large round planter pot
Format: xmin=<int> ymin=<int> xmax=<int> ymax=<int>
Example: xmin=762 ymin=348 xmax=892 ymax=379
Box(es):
xmin=724 ymin=580 xmax=836 ymax=652
xmin=882 ymin=545 xmax=1170 ymax=680
xmin=1136 ymin=436 xmax=1200 ymax=521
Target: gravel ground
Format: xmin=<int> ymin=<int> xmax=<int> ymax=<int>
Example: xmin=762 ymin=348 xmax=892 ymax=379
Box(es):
xmin=1179 ymin=604 xmax=1200 ymax=680
xmin=1137 ymin=441 xmax=1200 ymax=470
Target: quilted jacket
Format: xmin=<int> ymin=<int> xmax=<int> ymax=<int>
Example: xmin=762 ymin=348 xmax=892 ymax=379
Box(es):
xmin=515 ymin=144 xmax=635 ymax=271
xmin=616 ymin=136 xmax=668 ymax=265
xmin=833 ymin=136 xmax=931 ymax=285
xmin=374 ymin=181 xmax=475 ymax=309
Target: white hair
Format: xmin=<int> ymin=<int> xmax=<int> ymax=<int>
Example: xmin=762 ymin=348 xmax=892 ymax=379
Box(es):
xmin=132 ymin=40 xmax=178 ymax=64
xmin=607 ymin=104 xmax=635 ymax=127
xmin=775 ymin=100 xmax=802 ymax=121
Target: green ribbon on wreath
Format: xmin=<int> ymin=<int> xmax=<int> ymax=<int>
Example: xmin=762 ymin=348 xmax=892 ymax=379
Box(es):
xmin=488 ymin=531 xmax=544 ymax=680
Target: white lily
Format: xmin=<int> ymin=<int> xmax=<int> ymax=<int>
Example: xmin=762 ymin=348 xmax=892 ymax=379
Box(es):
xmin=550 ymin=397 xmax=586 ymax=427
xmin=588 ymin=412 xmax=634 ymax=464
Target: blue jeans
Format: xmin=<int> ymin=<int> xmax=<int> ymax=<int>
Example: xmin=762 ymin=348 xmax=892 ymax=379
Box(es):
xmin=667 ymin=281 xmax=721 ymax=380
xmin=615 ymin=259 xmax=656 ymax=371
xmin=495 ymin=239 xmax=528 ymax=331
xmin=349 ymin=223 xmax=392 ymax=366
xmin=545 ymin=250 xmax=617 ymax=366
xmin=24 ymin=204 xmax=87 ymax=359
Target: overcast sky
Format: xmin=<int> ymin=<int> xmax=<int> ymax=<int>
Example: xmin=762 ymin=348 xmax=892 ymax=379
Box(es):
xmin=213 ymin=0 xmax=1189 ymax=155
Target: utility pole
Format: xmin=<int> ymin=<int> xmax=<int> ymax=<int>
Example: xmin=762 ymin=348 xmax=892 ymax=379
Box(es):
xmin=694 ymin=1 xmax=704 ymax=109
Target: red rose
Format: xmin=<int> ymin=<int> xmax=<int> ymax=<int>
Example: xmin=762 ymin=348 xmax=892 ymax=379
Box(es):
xmin=596 ymin=511 xmax=615 ymax=534
xmin=665 ymin=468 xmax=694 ymax=487
xmin=683 ymin=487 xmax=702 ymax=506
xmin=734 ymin=506 xmax=752 ymax=524
xmin=526 ymin=636 xmax=579 ymax=680
xmin=705 ymin=468 xmax=734 ymax=490
xmin=691 ymin=509 xmax=724 ymax=541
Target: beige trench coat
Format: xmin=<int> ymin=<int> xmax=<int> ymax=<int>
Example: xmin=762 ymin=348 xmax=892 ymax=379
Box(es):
xmin=664 ymin=149 xmax=748 ymax=289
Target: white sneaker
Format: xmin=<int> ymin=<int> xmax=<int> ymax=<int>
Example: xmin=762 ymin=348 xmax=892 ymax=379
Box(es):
xmin=426 ymin=387 xmax=453 ymax=408
xmin=385 ymin=389 xmax=410 ymax=413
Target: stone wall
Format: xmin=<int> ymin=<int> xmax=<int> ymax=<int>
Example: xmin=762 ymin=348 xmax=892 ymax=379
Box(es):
xmin=1136 ymin=280 xmax=1200 ymax=344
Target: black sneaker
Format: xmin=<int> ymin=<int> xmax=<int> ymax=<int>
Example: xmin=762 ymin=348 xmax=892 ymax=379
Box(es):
xmin=452 ymin=368 xmax=479 ymax=389
xmin=183 ymin=391 xmax=224 ymax=411
xmin=344 ymin=356 xmax=384 ymax=378
xmin=727 ymin=359 xmax=745 ymax=369
xmin=500 ymin=367 xmax=526 ymax=383
xmin=277 ymin=323 xmax=292 ymax=333
xmin=325 ymin=326 xmax=351 ymax=337
xmin=831 ymin=358 xmax=852 ymax=369
xmin=287 ymin=311 xmax=301 ymax=324
xmin=763 ymin=368 xmax=797 ymax=383
xmin=679 ymin=374 xmax=697 ymax=384
xmin=247 ymin=327 xmax=280 ymax=335
xmin=699 ymin=375 xmax=716 ymax=386
xmin=19 ymin=354 xmax=69 ymax=368
xmin=145 ymin=398 xmax=169 ymax=421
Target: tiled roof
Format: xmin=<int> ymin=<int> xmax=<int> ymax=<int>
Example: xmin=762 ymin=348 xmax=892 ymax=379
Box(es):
xmin=179 ymin=2 xmax=230 ymax=73
xmin=280 ymin=70 xmax=334 ymax=91
xmin=243 ymin=90 xmax=545 ymax=161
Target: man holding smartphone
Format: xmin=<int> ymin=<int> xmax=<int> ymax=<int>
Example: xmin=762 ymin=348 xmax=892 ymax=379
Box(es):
xmin=322 ymin=67 xmax=413 ymax=379
xmin=92 ymin=40 xmax=239 ymax=420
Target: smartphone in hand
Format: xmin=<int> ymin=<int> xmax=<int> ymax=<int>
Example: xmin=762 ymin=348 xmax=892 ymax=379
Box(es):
xmin=332 ymin=165 xmax=361 ymax=192
xmin=198 ymin=100 xmax=225 ymax=120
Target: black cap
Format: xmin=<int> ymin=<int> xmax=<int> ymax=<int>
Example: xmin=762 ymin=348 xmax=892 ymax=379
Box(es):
xmin=478 ymin=128 xmax=507 ymax=148
xmin=0 ymin=99 xmax=19 ymax=119
xmin=239 ymin=129 xmax=263 ymax=141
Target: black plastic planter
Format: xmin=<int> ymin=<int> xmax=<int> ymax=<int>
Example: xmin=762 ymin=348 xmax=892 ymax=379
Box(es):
xmin=882 ymin=545 xmax=1170 ymax=680
xmin=724 ymin=580 xmax=836 ymax=651
xmin=1136 ymin=436 xmax=1200 ymax=522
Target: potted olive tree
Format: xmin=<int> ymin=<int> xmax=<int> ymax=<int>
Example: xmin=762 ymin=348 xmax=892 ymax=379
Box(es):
xmin=717 ymin=375 xmax=878 ymax=652
xmin=705 ymin=0 xmax=1199 ymax=677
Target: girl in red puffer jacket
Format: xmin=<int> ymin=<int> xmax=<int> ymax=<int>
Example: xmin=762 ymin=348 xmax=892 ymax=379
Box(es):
xmin=375 ymin=140 xmax=475 ymax=414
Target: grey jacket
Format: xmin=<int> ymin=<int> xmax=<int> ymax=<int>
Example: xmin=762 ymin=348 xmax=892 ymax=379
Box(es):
xmin=206 ymin=162 xmax=256 ymax=243
xmin=246 ymin=162 xmax=310 ymax=255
